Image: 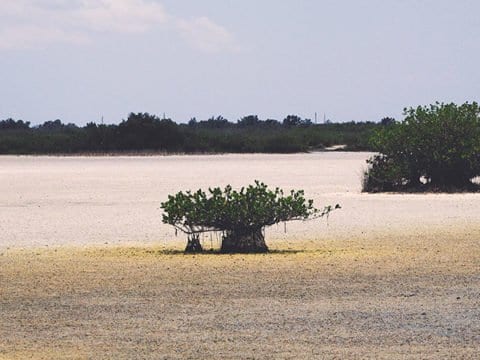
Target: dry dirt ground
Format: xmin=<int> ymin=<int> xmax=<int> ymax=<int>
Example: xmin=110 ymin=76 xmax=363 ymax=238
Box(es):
xmin=1 ymin=232 xmax=479 ymax=359
xmin=1 ymin=154 xmax=479 ymax=358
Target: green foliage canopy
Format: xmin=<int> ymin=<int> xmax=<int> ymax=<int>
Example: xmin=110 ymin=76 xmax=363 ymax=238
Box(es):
xmin=161 ymin=181 xmax=339 ymax=235
xmin=364 ymin=102 xmax=480 ymax=191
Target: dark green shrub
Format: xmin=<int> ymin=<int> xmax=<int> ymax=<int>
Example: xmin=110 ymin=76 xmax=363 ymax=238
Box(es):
xmin=161 ymin=181 xmax=339 ymax=253
xmin=364 ymin=102 xmax=480 ymax=192
xmin=362 ymin=154 xmax=410 ymax=192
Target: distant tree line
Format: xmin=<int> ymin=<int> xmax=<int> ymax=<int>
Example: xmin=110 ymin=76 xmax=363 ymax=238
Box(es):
xmin=0 ymin=113 xmax=382 ymax=154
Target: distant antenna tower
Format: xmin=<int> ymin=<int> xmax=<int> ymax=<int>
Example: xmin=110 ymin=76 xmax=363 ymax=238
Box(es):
xmin=101 ymin=116 xmax=104 ymax=125
xmin=315 ymin=112 xmax=318 ymax=124
xmin=323 ymin=113 xmax=326 ymax=124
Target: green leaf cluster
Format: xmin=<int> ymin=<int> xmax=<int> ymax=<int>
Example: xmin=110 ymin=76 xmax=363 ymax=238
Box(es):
xmin=364 ymin=102 xmax=480 ymax=191
xmin=161 ymin=181 xmax=339 ymax=234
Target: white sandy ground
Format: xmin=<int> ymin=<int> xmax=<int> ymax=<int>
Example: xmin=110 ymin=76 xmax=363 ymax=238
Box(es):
xmin=0 ymin=152 xmax=479 ymax=249
xmin=0 ymin=153 xmax=479 ymax=358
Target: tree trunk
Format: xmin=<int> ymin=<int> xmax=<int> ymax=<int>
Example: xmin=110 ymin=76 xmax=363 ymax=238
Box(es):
xmin=221 ymin=228 xmax=268 ymax=253
xmin=185 ymin=234 xmax=203 ymax=253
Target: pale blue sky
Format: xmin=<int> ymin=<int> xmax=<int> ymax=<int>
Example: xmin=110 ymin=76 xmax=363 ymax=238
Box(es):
xmin=1 ymin=0 xmax=479 ymax=125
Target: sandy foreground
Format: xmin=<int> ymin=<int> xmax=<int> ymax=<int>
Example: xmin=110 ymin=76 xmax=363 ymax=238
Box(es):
xmin=1 ymin=153 xmax=479 ymax=358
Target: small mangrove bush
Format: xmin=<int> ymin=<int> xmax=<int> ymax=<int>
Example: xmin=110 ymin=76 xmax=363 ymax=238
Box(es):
xmin=363 ymin=102 xmax=480 ymax=192
xmin=161 ymin=181 xmax=340 ymax=253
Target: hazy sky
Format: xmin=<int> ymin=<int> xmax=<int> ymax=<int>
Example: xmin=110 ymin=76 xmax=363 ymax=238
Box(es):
xmin=1 ymin=0 xmax=479 ymax=125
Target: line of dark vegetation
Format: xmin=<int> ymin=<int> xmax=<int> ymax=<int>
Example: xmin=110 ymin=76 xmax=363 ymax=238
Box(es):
xmin=0 ymin=113 xmax=385 ymax=155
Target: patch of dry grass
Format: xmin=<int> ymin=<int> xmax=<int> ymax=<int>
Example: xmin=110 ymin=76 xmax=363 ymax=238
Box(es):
xmin=1 ymin=235 xmax=479 ymax=359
